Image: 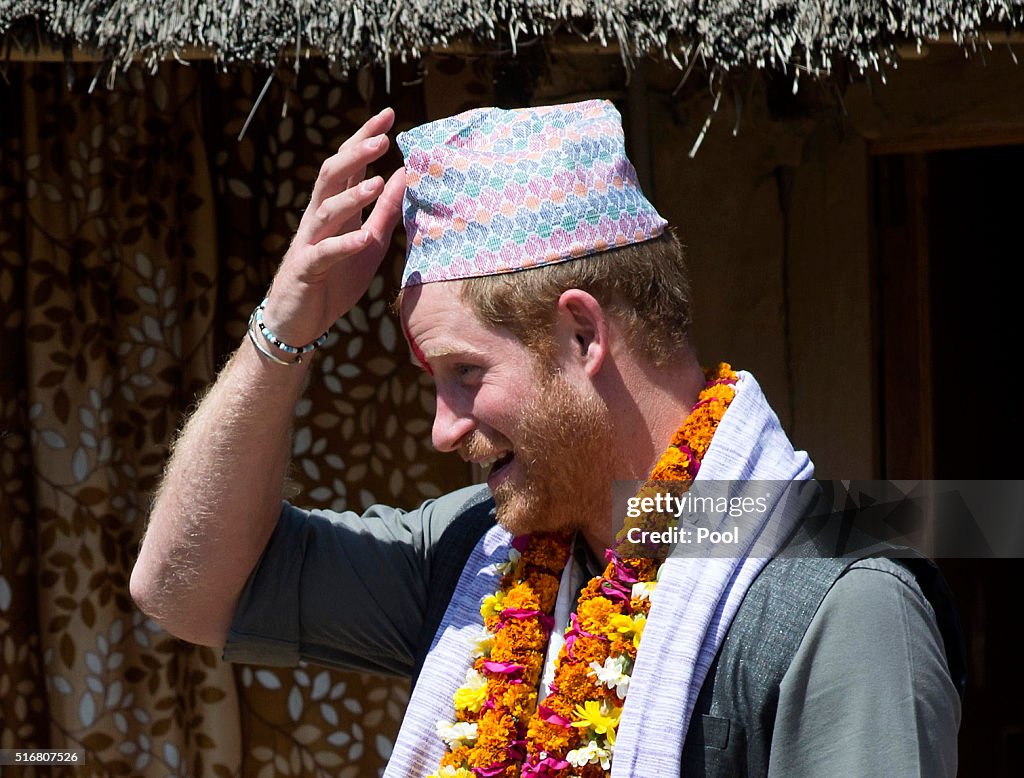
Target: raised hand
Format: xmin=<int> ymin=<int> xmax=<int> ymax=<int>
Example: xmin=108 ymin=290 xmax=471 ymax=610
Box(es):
xmin=260 ymin=107 xmax=407 ymax=348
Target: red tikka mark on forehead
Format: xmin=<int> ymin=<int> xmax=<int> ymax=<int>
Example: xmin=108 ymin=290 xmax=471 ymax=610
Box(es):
xmin=402 ymin=318 xmax=433 ymax=375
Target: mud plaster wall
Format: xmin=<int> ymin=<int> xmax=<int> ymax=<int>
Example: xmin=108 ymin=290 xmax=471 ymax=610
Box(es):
xmin=419 ymin=45 xmax=1024 ymax=479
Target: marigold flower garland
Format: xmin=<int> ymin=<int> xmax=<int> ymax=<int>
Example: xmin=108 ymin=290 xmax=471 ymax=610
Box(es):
xmin=431 ymin=364 xmax=738 ymax=778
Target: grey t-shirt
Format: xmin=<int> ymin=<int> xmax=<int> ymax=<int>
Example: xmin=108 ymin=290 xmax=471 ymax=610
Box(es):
xmin=225 ymin=486 xmax=486 ymax=676
xmin=224 ymin=486 xmax=960 ymax=776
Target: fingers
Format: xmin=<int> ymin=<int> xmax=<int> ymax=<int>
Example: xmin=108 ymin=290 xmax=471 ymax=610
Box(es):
xmin=305 ymin=231 xmax=374 ymax=276
xmin=344 ymin=106 xmax=395 ymax=148
xmin=362 ymin=168 xmax=407 ymax=247
xmin=302 ymin=170 xmax=406 ymax=278
xmin=308 ymin=108 xmax=395 ymax=211
xmin=307 ymin=175 xmax=385 ymax=244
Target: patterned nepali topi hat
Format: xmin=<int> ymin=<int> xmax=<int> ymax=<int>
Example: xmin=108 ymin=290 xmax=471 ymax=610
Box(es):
xmin=397 ymin=99 xmax=668 ymax=288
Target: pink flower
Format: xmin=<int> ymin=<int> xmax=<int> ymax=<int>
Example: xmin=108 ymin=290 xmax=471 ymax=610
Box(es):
xmin=474 ymin=762 xmax=512 ymax=777
xmin=604 ymin=550 xmax=640 ymax=583
xmin=521 ymin=753 xmax=571 ymax=776
xmin=499 ymin=607 xmax=542 ymax=620
xmin=600 ymin=578 xmax=632 ymax=602
xmin=482 ymin=660 xmax=524 ymax=675
xmin=537 ymin=704 xmax=572 ymax=728
xmin=565 ymin=612 xmax=605 ymax=659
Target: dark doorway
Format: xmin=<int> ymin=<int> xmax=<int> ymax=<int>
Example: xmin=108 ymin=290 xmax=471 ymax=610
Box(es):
xmin=874 ymin=145 xmax=1024 ymax=775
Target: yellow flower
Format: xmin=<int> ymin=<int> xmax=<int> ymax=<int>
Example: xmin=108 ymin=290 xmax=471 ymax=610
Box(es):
xmin=607 ymin=613 xmax=647 ymax=649
xmin=480 ymin=591 xmax=506 ymax=620
xmin=631 ymin=614 xmax=646 ymax=647
xmin=571 ymin=700 xmax=623 ymax=745
xmin=453 ymin=669 xmax=488 ymax=714
xmin=429 ymin=767 xmax=475 ymax=778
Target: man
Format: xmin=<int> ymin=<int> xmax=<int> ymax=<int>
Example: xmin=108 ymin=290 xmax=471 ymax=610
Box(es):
xmin=131 ymin=101 xmax=961 ymax=776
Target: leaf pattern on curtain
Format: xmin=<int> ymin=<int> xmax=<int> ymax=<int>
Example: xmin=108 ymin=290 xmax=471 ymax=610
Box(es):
xmin=0 ymin=59 xmax=473 ymax=776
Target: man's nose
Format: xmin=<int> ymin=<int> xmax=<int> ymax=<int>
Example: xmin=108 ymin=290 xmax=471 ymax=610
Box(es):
xmin=432 ymin=391 xmax=474 ymax=452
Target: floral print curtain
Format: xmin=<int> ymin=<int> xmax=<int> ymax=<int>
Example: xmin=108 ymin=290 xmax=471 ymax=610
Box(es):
xmin=0 ymin=60 xmax=470 ymax=776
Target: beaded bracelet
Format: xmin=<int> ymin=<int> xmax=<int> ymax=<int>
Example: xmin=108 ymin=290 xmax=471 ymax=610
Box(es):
xmin=248 ymin=298 xmax=330 ymax=365
xmin=247 ymin=319 xmax=299 ymax=365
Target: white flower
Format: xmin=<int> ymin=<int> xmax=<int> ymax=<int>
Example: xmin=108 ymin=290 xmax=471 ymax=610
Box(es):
xmin=494 ymin=547 xmax=522 ymax=575
xmin=470 ymin=628 xmax=494 ymax=658
xmin=436 ymin=720 xmax=479 ymax=749
xmin=588 ymin=655 xmax=631 ymax=699
xmin=631 ymin=581 xmax=657 ymax=601
xmin=566 ymin=740 xmax=612 ymax=770
xmin=462 ymin=667 xmax=487 ymax=689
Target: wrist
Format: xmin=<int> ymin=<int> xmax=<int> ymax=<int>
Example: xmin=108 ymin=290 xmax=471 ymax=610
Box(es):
xmin=247 ymin=298 xmax=330 ymax=366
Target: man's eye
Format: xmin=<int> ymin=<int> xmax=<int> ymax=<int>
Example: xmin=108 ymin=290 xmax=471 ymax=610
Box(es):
xmin=456 ymin=364 xmax=481 ymax=380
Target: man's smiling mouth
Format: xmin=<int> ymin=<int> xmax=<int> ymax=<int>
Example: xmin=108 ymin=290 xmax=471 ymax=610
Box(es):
xmin=478 ymin=451 xmax=514 ymax=478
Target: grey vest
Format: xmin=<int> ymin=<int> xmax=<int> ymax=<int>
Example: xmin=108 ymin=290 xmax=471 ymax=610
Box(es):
xmin=680 ymin=511 xmax=966 ymax=777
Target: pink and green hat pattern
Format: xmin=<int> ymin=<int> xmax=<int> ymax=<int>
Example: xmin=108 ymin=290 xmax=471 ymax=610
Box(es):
xmin=397 ymin=100 xmax=668 ymax=287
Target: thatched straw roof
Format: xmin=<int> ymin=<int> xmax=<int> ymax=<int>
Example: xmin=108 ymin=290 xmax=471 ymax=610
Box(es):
xmin=2 ymin=1 xmax=1023 ymax=77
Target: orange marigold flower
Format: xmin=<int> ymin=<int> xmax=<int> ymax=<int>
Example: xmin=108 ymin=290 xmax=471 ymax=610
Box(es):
xmin=705 ymin=362 xmax=737 ymax=382
xmin=609 ymin=634 xmax=638 ymax=660
xmin=490 ymin=620 xmax=546 ymax=658
xmin=577 ymin=596 xmax=621 ymax=635
xmin=650 ymin=446 xmax=693 ymax=481
xmin=703 ymin=384 xmax=736 ymax=403
xmin=524 ymin=533 xmax=573 ymax=571
xmin=474 ymin=711 xmax=516 ymax=752
xmin=500 ymin=683 xmax=533 ymax=714
xmin=526 ymin=719 xmax=577 ymax=753
xmin=578 ymin=578 xmax=606 ymax=601
xmin=485 ymin=674 xmax=515 ymax=700
xmin=541 ymin=692 xmax=577 ymax=722
xmin=441 ymin=746 xmax=471 ymax=769
xmin=502 ymin=582 xmax=541 ymax=612
xmin=571 ymin=637 xmax=611 ymax=665
xmin=488 ymin=644 xmax=516 ymax=665
xmin=630 ymin=597 xmax=653 ymax=615
xmin=524 ymin=571 xmax=560 ymax=611
xmin=688 ymin=437 xmax=714 ymax=461
xmin=554 ymin=661 xmax=601 ymax=702
xmin=540 ymin=682 xmax=574 ymax=710
xmin=632 ymin=558 xmax=658 ymax=579
xmin=520 ymin=654 xmax=545 ymax=686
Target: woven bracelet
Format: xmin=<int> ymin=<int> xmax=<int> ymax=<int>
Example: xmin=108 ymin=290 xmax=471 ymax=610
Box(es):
xmin=247 ymin=299 xmax=330 ymax=365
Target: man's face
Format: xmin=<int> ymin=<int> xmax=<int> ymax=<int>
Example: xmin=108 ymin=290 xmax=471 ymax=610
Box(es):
xmin=401 ymin=282 xmax=614 ymax=537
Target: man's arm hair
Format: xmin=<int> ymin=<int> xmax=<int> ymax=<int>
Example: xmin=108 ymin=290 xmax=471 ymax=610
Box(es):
xmin=130 ymin=344 xmax=308 ymax=646
xmin=130 ymin=108 xmax=406 ymax=646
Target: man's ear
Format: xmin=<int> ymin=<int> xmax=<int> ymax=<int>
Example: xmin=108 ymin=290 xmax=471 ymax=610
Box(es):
xmin=555 ymin=290 xmax=609 ymax=378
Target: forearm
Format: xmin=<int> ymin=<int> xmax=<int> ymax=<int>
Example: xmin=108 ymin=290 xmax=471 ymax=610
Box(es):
xmin=131 ymin=338 xmax=310 ymax=646
xmin=130 ymin=106 xmax=405 ymax=648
